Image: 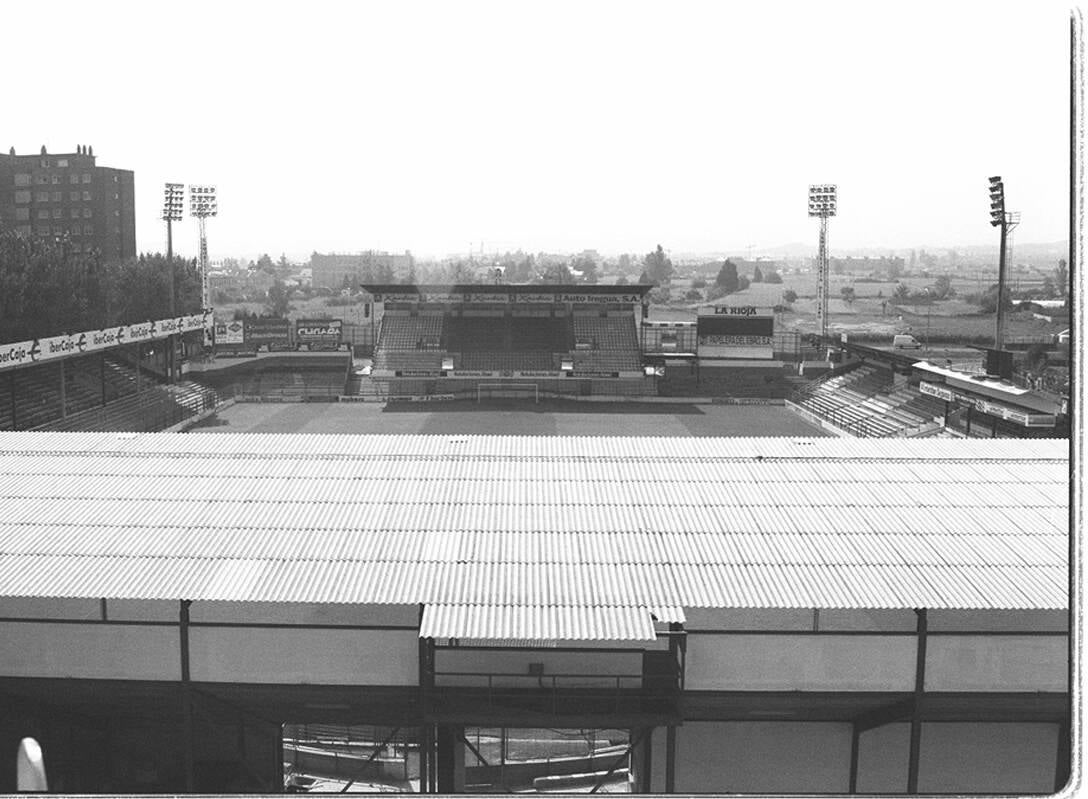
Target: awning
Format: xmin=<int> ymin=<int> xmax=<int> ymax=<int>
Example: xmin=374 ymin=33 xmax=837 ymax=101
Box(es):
xmin=420 ymin=604 xmax=659 ymax=641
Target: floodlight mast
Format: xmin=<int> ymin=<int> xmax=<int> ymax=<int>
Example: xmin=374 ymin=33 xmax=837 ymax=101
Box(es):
xmin=161 ymin=183 xmax=185 ymax=380
xmin=808 ymin=184 xmax=837 ymax=343
xmin=189 ymin=185 xmax=218 ymax=348
xmin=988 ymin=176 xmax=1019 ymax=351
xmin=161 ymin=183 xmax=184 ymax=260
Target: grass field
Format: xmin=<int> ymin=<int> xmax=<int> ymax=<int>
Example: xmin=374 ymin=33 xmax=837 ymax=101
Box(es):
xmin=190 ymin=399 xmax=828 ymax=437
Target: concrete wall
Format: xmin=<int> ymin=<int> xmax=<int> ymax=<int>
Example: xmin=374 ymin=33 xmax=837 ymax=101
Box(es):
xmin=856 ymin=722 xmax=910 ymax=793
xmin=918 ymin=722 xmax=1058 ymax=794
xmin=685 ymin=634 xmax=916 ymax=691
xmin=925 ymin=635 xmax=1068 ymax=691
xmin=675 ymin=721 xmax=852 ymax=793
xmin=0 ymin=597 xmax=103 ymax=619
xmin=436 ymin=649 xmax=642 ymax=688
xmin=0 ymin=622 xmax=180 ymax=680
xmin=189 ymin=601 xmax=418 ymax=627
xmin=190 ymin=628 xmax=417 ymax=685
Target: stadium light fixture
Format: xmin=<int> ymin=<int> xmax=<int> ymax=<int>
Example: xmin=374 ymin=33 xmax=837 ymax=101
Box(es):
xmin=161 ymin=183 xmax=184 ymax=222
xmin=189 ymin=185 xmax=218 ymax=348
xmin=808 ymin=184 xmax=837 ymax=344
xmin=988 ymin=176 xmax=1004 ymax=227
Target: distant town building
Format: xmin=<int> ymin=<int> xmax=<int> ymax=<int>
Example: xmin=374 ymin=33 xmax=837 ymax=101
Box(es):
xmin=0 ymin=144 xmax=136 ymax=262
xmin=818 ymin=255 xmax=906 ymax=277
xmin=310 ymin=251 xmax=414 ymax=289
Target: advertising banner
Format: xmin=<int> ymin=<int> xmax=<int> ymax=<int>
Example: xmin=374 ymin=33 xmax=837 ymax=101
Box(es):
xmin=0 ymin=311 xmax=216 ymax=372
xmin=696 ymin=313 xmax=774 ymax=359
xmin=296 ymin=318 xmax=342 ymax=349
xmin=214 ymin=319 xmax=245 ymax=346
xmin=919 ymin=381 xmax=954 ymax=402
xmin=245 ymin=317 xmax=291 ymax=349
xmin=0 ymin=340 xmax=36 ymax=369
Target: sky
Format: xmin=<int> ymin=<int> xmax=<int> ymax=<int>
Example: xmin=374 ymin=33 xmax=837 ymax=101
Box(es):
xmin=3 ymin=0 xmax=1075 ymax=261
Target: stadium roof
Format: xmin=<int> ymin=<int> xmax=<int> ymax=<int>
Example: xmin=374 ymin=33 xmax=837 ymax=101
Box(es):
xmin=0 ymin=433 xmax=1068 ymax=640
xmin=360 ymin=283 xmax=652 ymax=297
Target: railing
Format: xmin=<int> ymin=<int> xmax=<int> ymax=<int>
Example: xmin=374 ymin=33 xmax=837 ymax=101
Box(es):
xmin=35 ymin=383 xmax=221 ymax=432
xmin=789 ymin=360 xmax=865 ymax=402
xmin=429 ymin=670 xmax=676 ymax=718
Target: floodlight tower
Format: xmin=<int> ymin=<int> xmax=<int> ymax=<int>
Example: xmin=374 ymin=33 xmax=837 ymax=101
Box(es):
xmin=189 ymin=185 xmax=218 ymax=347
xmin=161 ymin=183 xmax=184 ymax=260
xmin=988 ymin=176 xmax=1020 ymax=350
xmin=808 ymin=184 xmax=838 ymax=342
xmin=161 ymin=183 xmax=185 ymax=380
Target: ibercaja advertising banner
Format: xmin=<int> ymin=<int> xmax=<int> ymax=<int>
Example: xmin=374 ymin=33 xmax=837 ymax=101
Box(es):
xmin=296 ymin=318 xmax=343 ymax=350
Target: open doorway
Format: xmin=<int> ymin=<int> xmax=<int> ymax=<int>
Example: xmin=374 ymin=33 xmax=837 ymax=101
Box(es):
xmin=282 ymin=723 xmax=415 ymax=793
xmin=463 ymin=727 xmax=632 ymax=793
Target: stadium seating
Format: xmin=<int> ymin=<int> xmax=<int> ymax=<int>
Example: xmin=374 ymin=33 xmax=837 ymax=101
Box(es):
xmin=572 ymin=314 xmax=638 ymax=352
xmin=37 ymin=378 xmax=219 ymax=432
xmin=791 ymin=364 xmax=959 ymax=438
xmin=458 ymin=351 xmax=556 ymax=372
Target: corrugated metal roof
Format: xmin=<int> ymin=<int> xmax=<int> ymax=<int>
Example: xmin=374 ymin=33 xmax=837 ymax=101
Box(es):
xmin=0 ymin=433 xmax=1070 ymax=631
xmin=420 ymin=604 xmax=657 ymax=641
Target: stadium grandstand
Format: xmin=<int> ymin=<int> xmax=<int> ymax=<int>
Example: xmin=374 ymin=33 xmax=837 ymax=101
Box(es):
xmin=0 ymin=432 xmax=1069 ymax=794
xmin=364 ymin=284 xmax=655 ymax=400
xmin=0 ymin=314 xmax=221 ymax=433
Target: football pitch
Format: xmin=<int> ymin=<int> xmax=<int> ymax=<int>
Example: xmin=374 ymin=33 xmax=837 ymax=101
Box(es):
xmin=189 ymin=399 xmax=829 ymax=437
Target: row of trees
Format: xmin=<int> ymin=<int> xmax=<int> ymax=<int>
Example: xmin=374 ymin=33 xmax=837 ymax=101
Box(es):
xmin=0 ymin=231 xmax=203 ymax=342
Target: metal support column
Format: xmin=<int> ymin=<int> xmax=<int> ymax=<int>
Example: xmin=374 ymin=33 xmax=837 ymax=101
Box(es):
xmin=816 ymin=217 xmax=830 ymax=342
xmin=848 ymin=722 xmax=860 ymax=793
xmin=665 ymin=725 xmax=676 ymax=793
xmin=180 ymin=599 xmax=195 ymax=792
xmin=907 ymin=608 xmax=927 ymax=794
xmin=10 ymin=370 xmax=18 ymax=429
xmin=995 ymin=219 xmax=1009 ymax=350
xmin=58 ymin=360 xmax=67 ymax=418
xmin=1055 ymin=717 xmax=1071 ymax=792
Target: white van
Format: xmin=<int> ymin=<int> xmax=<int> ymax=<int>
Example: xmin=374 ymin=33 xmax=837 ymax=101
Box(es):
xmin=893 ymin=334 xmax=923 ymax=349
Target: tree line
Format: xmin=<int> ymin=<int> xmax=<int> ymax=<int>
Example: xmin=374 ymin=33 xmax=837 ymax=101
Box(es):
xmin=0 ymin=230 xmax=203 ymax=342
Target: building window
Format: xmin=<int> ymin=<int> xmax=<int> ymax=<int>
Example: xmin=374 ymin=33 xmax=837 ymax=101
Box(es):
xmin=69 ymin=174 xmax=79 ymax=184
xmin=15 ymin=208 xmax=29 ymax=221
xmin=39 ymin=158 xmax=48 ymax=168
xmin=113 ymin=176 xmax=119 ymax=183
xmin=56 ymin=158 xmax=68 ymax=167
xmin=35 ymin=192 xmax=49 ymax=202
xmin=36 ymin=225 xmax=50 ymax=236
xmin=14 ymin=191 xmax=31 ymax=204
xmin=52 ymin=226 xmax=63 ymax=236
xmin=81 ymin=174 xmax=91 ymax=184
xmin=37 ymin=210 xmax=50 ymax=220
xmin=35 ymin=175 xmax=48 ymax=185
xmin=51 ymin=175 xmax=60 ymax=185
xmin=52 ymin=209 xmax=62 ymax=220
xmin=83 ymin=208 xmax=92 ymax=218
xmin=70 ymin=226 xmax=80 ymax=237
xmin=14 ymin=174 xmax=31 ymax=186
xmin=83 ymin=224 xmax=93 ymax=236
xmin=70 ymin=209 xmax=80 ymax=219
xmin=51 ymin=191 xmax=61 ymax=202
xmin=82 ymin=191 xmax=92 ymax=201
xmin=16 ymin=224 xmax=31 ymax=236
xmin=113 ymin=194 xmax=119 ymax=200
xmin=69 ymin=191 xmax=80 ymax=201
